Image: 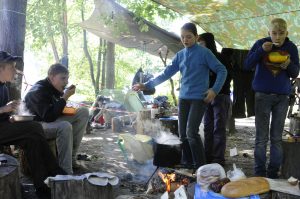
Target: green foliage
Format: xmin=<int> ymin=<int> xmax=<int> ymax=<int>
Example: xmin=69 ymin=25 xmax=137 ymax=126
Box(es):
xmin=117 ymin=0 xmax=179 ymax=32
xmin=117 ymin=0 xmax=178 ymax=22
xmin=25 ymin=0 xmax=180 ymax=103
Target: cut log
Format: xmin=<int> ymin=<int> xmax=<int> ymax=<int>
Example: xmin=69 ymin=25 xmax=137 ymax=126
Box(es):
xmin=266 ymin=178 xmax=300 ymax=199
xmin=0 ymin=154 xmax=22 ymax=199
xmin=270 ymin=191 xmax=300 ymax=199
xmin=136 ymin=109 xmax=153 ymax=134
xmin=112 ymin=117 xmax=123 ymax=132
xmin=281 ymin=141 xmax=300 ymax=179
xmin=139 ymin=109 xmax=151 ymax=120
xmin=49 ymin=178 xmax=113 ymax=199
xmin=20 ymin=138 xmax=57 ymax=176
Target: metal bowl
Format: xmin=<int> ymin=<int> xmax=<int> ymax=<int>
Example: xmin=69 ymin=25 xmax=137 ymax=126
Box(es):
xmin=12 ymin=115 xmax=35 ymax=122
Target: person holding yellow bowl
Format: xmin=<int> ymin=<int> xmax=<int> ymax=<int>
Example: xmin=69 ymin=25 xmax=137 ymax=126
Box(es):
xmin=244 ymin=18 xmax=299 ymax=179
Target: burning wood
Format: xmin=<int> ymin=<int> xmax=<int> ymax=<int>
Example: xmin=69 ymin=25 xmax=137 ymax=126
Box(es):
xmin=158 ymin=169 xmax=193 ymax=193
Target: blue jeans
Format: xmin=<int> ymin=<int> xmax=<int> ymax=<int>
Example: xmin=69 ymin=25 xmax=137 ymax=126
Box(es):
xmin=204 ymin=94 xmax=230 ymax=165
xmin=178 ymin=99 xmax=207 ymax=168
xmin=254 ymin=92 xmax=289 ymax=178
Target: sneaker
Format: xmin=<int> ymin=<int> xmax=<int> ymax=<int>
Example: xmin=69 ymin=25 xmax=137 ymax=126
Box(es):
xmin=72 ymin=160 xmax=82 ymax=170
xmin=72 ymin=160 xmax=88 ymax=173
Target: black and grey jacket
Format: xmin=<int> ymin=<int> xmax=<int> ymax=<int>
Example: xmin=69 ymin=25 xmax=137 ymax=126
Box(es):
xmin=25 ymin=78 xmax=66 ymax=122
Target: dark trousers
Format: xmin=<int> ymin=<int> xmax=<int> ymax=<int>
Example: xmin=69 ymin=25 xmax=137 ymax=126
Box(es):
xmin=178 ymin=99 xmax=207 ymax=168
xmin=254 ymin=92 xmax=289 ymax=178
xmin=204 ymin=94 xmax=230 ymax=165
xmin=0 ymin=121 xmax=64 ymax=189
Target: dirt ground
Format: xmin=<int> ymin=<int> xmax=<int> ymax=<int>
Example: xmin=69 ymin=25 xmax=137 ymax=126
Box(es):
xmin=74 ymin=117 xmax=259 ymax=198
xmin=21 ymin=116 xmax=272 ymax=198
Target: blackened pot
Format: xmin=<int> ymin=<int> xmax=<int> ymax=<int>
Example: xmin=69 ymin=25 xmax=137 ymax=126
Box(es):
xmin=153 ymin=141 xmax=181 ymax=167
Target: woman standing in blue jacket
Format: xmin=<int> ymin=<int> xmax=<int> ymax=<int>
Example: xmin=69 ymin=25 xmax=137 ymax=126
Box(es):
xmin=133 ymin=23 xmax=227 ymax=170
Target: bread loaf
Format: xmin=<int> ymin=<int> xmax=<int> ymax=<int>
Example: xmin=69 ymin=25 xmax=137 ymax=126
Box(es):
xmin=221 ymin=177 xmax=270 ymax=198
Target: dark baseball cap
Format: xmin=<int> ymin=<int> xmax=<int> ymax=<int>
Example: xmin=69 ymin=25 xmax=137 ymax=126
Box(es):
xmin=0 ymin=51 xmax=22 ymax=63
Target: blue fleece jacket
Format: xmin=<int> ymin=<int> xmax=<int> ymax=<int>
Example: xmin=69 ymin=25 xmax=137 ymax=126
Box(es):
xmin=145 ymin=44 xmax=227 ymax=100
xmin=244 ymin=37 xmax=299 ymax=95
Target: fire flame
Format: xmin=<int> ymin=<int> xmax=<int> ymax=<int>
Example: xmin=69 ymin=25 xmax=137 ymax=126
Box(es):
xmin=158 ymin=171 xmax=190 ymax=192
xmin=158 ymin=171 xmax=175 ymax=192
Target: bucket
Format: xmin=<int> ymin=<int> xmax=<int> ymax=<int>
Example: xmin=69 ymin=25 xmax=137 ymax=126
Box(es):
xmin=118 ymin=133 xmax=153 ymax=163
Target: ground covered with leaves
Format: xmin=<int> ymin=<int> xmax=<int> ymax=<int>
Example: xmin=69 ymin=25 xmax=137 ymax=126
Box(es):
xmin=22 ymin=117 xmax=263 ymax=198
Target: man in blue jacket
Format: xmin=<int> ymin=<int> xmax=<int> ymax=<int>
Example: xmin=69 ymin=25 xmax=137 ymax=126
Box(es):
xmin=244 ymin=18 xmax=299 ymax=178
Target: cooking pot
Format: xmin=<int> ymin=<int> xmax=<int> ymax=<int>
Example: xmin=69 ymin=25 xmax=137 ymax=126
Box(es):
xmin=289 ymin=115 xmax=300 ymax=136
xmin=12 ymin=115 xmax=35 ymax=122
xmin=153 ymin=140 xmax=181 ymax=167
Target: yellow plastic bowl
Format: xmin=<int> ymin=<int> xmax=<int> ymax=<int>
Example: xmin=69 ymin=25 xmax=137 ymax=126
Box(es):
xmin=62 ymin=107 xmax=77 ymax=116
xmin=268 ymin=52 xmax=288 ymax=63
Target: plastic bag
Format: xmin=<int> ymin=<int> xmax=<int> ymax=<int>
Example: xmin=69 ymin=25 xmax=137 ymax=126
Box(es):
xmin=194 ymin=184 xmax=260 ymax=199
xmin=226 ymin=163 xmax=246 ymax=181
xmin=196 ymin=163 xmax=226 ymax=190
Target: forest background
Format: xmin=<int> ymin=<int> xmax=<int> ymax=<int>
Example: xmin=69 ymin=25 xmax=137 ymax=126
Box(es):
xmin=21 ymin=0 xmax=193 ymax=103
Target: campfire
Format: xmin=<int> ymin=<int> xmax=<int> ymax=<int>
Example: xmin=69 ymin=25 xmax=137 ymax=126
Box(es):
xmin=157 ymin=169 xmax=193 ymax=193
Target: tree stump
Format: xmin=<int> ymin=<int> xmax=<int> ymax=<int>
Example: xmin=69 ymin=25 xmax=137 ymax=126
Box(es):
xmin=0 ymin=154 xmax=22 ymax=199
xmin=20 ymin=138 xmax=57 ymax=176
xmin=281 ymin=141 xmax=300 ymax=179
xmin=139 ymin=109 xmax=151 ymax=120
xmin=49 ymin=178 xmax=114 ymax=199
xmin=136 ymin=109 xmax=152 ymax=134
xmin=112 ymin=117 xmax=123 ymax=132
xmin=270 ymin=191 xmax=300 ymax=199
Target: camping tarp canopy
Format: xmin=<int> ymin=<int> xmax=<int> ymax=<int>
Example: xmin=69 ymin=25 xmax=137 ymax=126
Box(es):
xmin=80 ymin=0 xmax=183 ymax=59
xmin=152 ymin=0 xmax=300 ymax=50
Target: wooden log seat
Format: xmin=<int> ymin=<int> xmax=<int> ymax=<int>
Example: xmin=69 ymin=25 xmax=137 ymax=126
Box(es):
xmin=0 ymin=154 xmax=22 ymax=199
xmin=266 ymin=178 xmax=300 ymax=199
xmin=281 ymin=140 xmax=300 ymax=179
xmin=49 ymin=178 xmax=114 ymax=199
xmin=20 ymin=128 xmax=57 ymax=176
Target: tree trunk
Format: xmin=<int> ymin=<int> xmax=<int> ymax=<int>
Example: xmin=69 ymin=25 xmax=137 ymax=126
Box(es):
xmin=159 ymin=50 xmax=177 ymax=106
xmin=0 ymin=0 xmax=27 ymax=100
xmin=81 ymin=3 xmax=95 ymax=87
xmin=60 ymin=0 xmax=68 ymax=67
xmin=96 ymin=38 xmax=102 ymax=96
xmin=101 ymin=40 xmax=107 ymax=89
xmin=105 ymin=42 xmax=115 ymax=89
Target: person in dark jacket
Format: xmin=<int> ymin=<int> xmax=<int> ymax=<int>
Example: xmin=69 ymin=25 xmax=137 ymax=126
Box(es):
xmin=0 ymin=51 xmax=66 ymax=199
xmin=25 ymin=63 xmax=89 ymax=174
xmin=198 ymin=32 xmax=232 ymax=166
xmin=244 ymin=18 xmax=299 ymax=178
